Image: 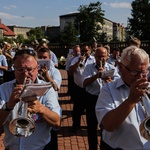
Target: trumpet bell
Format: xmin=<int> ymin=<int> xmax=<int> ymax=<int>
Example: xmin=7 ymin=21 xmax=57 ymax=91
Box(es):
xmin=140 ymin=116 xmax=150 ymax=140
xmin=59 ymin=56 xmax=66 ymax=66
xmin=9 ymin=117 xmax=35 ymax=137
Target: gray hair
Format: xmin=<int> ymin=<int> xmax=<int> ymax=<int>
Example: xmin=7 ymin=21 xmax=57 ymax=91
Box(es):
xmin=121 ymin=46 xmax=149 ymax=66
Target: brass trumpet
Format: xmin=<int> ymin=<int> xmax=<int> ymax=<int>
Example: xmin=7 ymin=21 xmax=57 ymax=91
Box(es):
xmin=9 ymin=77 xmax=35 ymax=137
xmin=79 ymin=54 xmax=86 ymax=69
xmin=140 ymin=83 xmax=150 ymax=140
xmin=59 ymin=56 xmax=66 ymax=66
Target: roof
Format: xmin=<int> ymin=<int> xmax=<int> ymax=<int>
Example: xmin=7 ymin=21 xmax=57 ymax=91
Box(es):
xmin=59 ymin=12 xmax=79 ymax=18
xmin=0 ymin=23 xmax=15 ymax=36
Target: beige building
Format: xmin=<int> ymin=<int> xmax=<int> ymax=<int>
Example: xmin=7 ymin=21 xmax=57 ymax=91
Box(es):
xmin=102 ymin=18 xmax=113 ymax=41
xmin=7 ymin=26 xmax=33 ymax=39
xmin=113 ymin=23 xmax=125 ymax=41
xmin=60 ymin=12 xmax=125 ymax=42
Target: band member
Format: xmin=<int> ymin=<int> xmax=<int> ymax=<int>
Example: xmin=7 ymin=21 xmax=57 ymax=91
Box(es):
xmin=83 ymin=46 xmax=120 ymax=150
xmin=0 ymin=49 xmax=62 ymax=150
xmin=96 ymin=46 xmax=150 ymax=149
xmin=69 ymin=43 xmax=95 ymax=132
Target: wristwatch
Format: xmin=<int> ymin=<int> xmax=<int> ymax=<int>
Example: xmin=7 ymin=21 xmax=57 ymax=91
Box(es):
xmin=2 ymin=102 xmax=13 ymax=111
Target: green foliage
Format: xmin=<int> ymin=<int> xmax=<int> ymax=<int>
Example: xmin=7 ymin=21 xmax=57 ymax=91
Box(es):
xmin=59 ymin=21 xmax=79 ymax=47
xmin=0 ymin=37 xmax=15 ymax=44
xmin=27 ymin=27 xmax=44 ymax=43
xmin=16 ymin=34 xmax=25 ymax=43
xmin=127 ymin=0 xmax=150 ymax=40
xmin=98 ymin=32 xmax=108 ymax=42
xmin=76 ymin=1 xmax=105 ymax=42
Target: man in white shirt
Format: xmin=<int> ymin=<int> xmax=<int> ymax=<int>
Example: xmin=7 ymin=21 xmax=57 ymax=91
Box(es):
xmin=69 ymin=43 xmax=95 ymax=132
xmin=83 ymin=46 xmax=120 ymax=150
xmin=0 ymin=49 xmax=62 ymax=150
xmin=96 ymin=46 xmax=150 ymax=150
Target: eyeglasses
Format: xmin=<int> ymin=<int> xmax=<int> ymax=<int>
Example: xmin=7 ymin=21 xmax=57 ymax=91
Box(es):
xmin=121 ymin=63 xmax=149 ymax=76
xmin=14 ymin=65 xmax=38 ymax=73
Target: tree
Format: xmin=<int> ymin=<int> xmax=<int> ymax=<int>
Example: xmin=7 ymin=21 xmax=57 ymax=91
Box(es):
xmin=76 ymin=1 xmax=105 ymax=42
xmin=27 ymin=27 xmax=44 ymax=42
xmin=16 ymin=34 xmax=25 ymax=44
xmin=59 ymin=21 xmax=79 ymax=47
xmin=127 ymin=0 xmax=150 ymax=40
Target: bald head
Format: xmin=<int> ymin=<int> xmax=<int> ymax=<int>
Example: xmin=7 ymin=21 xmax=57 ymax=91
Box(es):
xmin=95 ymin=47 xmax=108 ymax=66
xmin=95 ymin=47 xmax=108 ymax=55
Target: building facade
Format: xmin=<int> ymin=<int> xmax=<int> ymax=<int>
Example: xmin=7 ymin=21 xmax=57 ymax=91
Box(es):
xmin=59 ymin=12 xmax=126 ymax=42
xmin=113 ymin=23 xmax=125 ymax=41
xmin=0 ymin=19 xmax=15 ymax=38
xmin=7 ymin=26 xmax=33 ymax=39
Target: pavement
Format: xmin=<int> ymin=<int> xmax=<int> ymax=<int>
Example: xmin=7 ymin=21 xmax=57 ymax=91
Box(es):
xmin=0 ymin=69 xmax=101 ymax=150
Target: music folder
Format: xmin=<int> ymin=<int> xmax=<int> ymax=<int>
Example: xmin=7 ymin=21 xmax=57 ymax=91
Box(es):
xmin=19 ymin=82 xmax=52 ymax=98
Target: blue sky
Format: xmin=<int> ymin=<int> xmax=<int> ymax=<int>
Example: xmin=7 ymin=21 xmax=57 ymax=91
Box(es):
xmin=0 ymin=0 xmax=132 ymax=27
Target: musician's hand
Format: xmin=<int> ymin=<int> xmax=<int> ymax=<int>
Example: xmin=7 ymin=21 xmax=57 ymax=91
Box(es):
xmin=128 ymin=78 xmax=149 ymax=104
xmin=27 ymin=99 xmax=44 ymax=114
xmin=7 ymin=84 xmax=24 ymax=109
xmin=97 ymin=68 xmax=104 ymax=78
xmin=39 ymin=65 xmax=49 ymax=78
xmin=79 ymin=55 xmax=85 ymax=62
xmin=102 ymin=76 xmax=113 ymax=83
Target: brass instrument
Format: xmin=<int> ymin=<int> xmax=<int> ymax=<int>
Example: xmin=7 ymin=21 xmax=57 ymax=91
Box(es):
xmin=9 ymin=77 xmax=35 ymax=137
xmin=59 ymin=56 xmax=66 ymax=66
xmin=100 ymin=60 xmax=103 ymax=68
xmin=79 ymin=54 xmax=86 ymax=69
xmin=140 ymin=83 xmax=150 ymax=140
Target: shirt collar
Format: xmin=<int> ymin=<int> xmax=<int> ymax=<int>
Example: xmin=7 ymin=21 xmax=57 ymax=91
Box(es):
xmin=115 ymin=78 xmax=129 ymax=89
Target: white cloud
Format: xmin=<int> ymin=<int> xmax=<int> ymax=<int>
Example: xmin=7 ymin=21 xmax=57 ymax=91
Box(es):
xmin=103 ymin=2 xmax=109 ymax=6
xmin=110 ymin=2 xmax=131 ymax=9
xmin=3 ymin=5 xmax=17 ymax=10
xmin=0 ymin=12 xmax=34 ymax=20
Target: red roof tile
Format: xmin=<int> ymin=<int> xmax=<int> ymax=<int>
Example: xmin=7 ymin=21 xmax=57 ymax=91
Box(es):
xmin=0 ymin=23 xmax=15 ymax=36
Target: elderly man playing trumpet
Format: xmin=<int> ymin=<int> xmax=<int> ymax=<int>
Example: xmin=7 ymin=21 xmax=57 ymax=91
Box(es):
xmin=0 ymin=49 xmax=62 ymax=150
xmin=96 ymin=46 xmax=150 ymax=150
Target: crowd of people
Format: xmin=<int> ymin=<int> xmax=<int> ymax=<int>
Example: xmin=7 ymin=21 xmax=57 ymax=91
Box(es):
xmin=1 ymin=37 xmax=150 ymax=150
xmin=65 ymin=37 xmax=150 ymax=150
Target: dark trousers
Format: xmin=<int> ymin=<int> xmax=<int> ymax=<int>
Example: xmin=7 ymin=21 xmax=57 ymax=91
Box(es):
xmin=85 ymin=92 xmax=98 ymax=150
xmin=68 ymin=74 xmax=76 ymax=101
xmin=72 ymin=84 xmax=86 ymax=129
xmin=0 ymin=76 xmax=4 ymax=85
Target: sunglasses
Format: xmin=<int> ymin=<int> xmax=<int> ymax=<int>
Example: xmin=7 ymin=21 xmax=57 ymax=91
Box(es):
xmin=13 ymin=49 xmax=37 ymax=61
xmin=15 ymin=49 xmax=37 ymax=57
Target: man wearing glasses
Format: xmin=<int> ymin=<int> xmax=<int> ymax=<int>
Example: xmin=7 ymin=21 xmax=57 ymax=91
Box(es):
xmin=0 ymin=49 xmax=62 ymax=150
xmin=96 ymin=46 xmax=150 ymax=150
